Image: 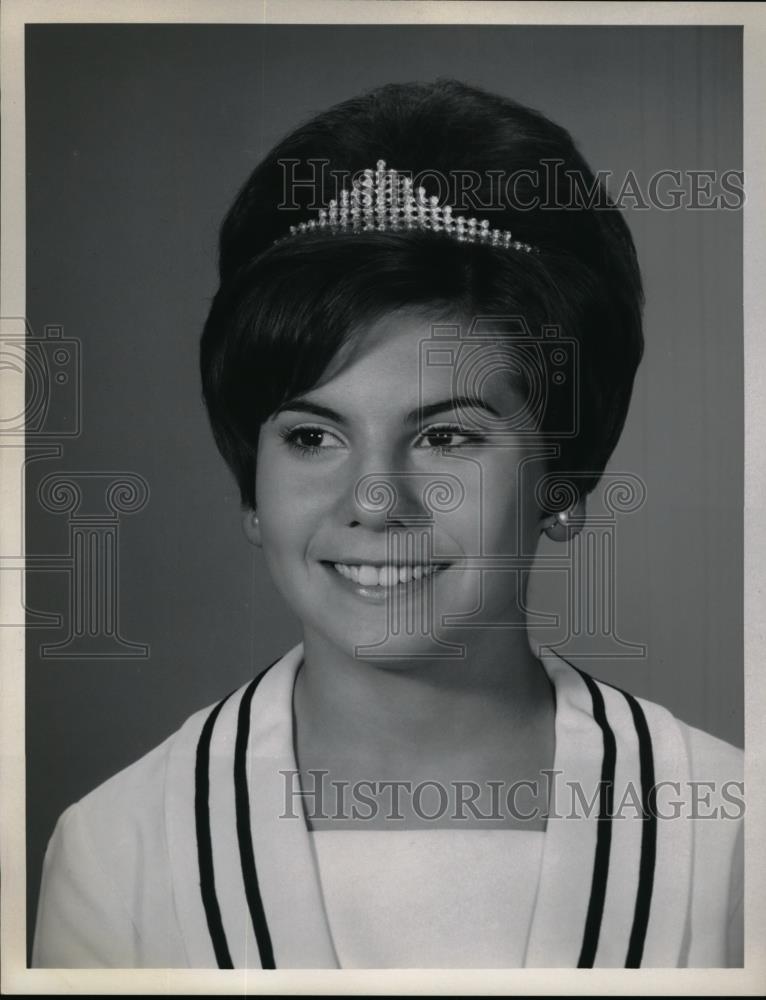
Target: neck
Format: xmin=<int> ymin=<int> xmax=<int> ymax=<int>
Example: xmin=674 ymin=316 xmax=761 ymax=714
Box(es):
xmin=293 ymin=624 xmax=554 ymax=773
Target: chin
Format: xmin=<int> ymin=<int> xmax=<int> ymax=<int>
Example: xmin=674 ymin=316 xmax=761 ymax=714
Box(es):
xmin=318 ymin=623 xmax=462 ymax=668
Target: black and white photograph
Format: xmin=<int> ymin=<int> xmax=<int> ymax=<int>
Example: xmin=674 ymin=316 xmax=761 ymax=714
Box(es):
xmin=1 ymin=1 xmax=763 ymax=993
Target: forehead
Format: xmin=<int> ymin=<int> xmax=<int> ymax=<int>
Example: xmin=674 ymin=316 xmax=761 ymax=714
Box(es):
xmin=316 ymin=307 xmax=521 ymax=405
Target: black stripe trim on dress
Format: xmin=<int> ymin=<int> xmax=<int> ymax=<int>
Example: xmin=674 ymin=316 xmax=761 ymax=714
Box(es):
xmin=195 ymin=690 xmax=237 ymax=969
xmin=233 ymin=659 xmax=280 ymax=969
xmin=620 ymin=690 xmax=657 ymax=968
xmin=572 ymin=666 xmax=616 ymax=968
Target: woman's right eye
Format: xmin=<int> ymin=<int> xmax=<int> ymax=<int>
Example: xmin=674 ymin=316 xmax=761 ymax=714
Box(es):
xmin=278 ymin=425 xmax=344 ymax=457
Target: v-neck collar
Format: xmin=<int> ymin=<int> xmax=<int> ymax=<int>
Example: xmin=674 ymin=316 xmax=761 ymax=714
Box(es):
xmin=166 ymin=642 xmax=692 ymax=968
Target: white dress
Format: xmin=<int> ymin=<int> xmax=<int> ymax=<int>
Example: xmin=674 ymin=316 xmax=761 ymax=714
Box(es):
xmin=310 ymin=829 xmax=545 ymax=967
xmin=32 ymin=643 xmax=744 ymax=968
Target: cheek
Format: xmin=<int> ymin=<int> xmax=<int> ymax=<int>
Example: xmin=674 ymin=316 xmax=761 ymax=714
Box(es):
xmin=474 ymin=459 xmax=540 ymax=554
xmin=255 ymin=491 xmax=320 ymax=602
xmin=255 ymin=457 xmax=329 ymax=558
xmin=258 ymin=489 xmax=315 ymax=550
xmin=256 ymin=440 xmax=311 ymax=519
xmin=254 ymin=465 xmax=296 ymax=553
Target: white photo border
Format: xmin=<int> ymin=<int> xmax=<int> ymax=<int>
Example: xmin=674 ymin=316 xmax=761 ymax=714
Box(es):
xmin=1 ymin=1 xmax=764 ymax=994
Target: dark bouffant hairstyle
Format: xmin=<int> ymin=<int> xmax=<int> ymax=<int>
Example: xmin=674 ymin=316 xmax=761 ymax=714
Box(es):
xmin=200 ymin=79 xmax=644 ymax=510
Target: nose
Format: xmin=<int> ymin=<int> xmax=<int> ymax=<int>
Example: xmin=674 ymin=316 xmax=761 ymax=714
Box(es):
xmin=340 ymin=456 xmax=428 ymax=531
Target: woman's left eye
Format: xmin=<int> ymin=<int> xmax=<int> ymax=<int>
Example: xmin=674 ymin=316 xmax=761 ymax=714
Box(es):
xmin=416 ymin=424 xmax=482 ymax=453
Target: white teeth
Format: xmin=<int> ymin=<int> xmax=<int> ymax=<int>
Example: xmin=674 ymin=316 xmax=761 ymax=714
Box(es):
xmin=331 ymin=562 xmax=447 ymax=587
xmin=379 ymin=566 xmax=398 ymax=587
xmin=358 ymin=565 xmax=379 ymax=587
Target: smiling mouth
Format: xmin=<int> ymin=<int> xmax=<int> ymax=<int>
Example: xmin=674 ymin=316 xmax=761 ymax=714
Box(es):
xmin=323 ymin=561 xmax=451 ymax=588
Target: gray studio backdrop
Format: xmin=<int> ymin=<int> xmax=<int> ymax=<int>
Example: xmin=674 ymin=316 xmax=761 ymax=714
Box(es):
xmin=24 ymin=24 xmax=743 ymax=956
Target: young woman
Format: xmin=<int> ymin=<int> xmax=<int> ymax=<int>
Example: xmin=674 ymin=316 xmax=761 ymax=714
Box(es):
xmin=33 ymin=79 xmax=743 ymax=969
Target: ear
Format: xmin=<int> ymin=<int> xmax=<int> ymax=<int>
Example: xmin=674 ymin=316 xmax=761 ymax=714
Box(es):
xmin=242 ymin=509 xmax=262 ymax=547
xmin=538 ymin=496 xmax=587 ymax=539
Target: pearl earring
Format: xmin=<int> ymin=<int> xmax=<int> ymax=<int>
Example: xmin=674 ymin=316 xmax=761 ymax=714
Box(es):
xmin=544 ymin=509 xmax=574 ymax=542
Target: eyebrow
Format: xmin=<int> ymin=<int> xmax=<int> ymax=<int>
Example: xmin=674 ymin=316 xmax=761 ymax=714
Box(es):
xmin=273 ymin=395 xmax=501 ymax=425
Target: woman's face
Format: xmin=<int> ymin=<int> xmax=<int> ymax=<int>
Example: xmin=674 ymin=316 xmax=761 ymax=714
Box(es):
xmin=249 ymin=307 xmax=550 ymax=662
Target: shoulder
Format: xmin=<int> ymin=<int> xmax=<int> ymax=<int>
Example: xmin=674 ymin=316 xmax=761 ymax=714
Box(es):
xmin=626 ymin=681 xmax=744 ymax=790
xmin=584 ymin=665 xmax=743 ymax=781
xmin=564 ymin=657 xmax=744 ymax=821
xmin=664 ymin=719 xmax=745 ymax=966
xmin=605 ymin=684 xmax=744 ymax=917
xmin=33 ymin=687 xmax=247 ymax=968
xmin=673 ymin=717 xmax=743 ymax=785
xmin=72 ymin=685 xmax=247 ymax=839
xmin=56 ymin=647 xmax=299 ymax=844
xmin=586 ymin=676 xmax=745 ymax=965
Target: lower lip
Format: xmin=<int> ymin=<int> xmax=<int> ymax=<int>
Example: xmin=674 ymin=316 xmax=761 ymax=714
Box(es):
xmin=321 ymin=562 xmax=451 ymax=603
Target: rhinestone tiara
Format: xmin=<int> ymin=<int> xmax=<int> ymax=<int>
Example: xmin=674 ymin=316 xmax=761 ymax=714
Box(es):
xmin=273 ymin=159 xmax=538 ymax=254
